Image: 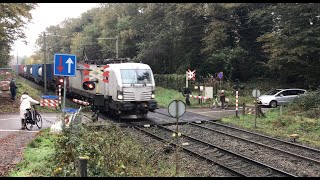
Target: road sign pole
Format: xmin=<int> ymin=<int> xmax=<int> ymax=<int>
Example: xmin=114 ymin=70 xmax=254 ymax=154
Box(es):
xmin=175 ymin=100 xmax=179 ymax=177
xmin=255 ymin=90 xmax=257 ymax=128
xmin=43 ymin=32 xmax=47 ymax=94
xmin=63 ymin=76 xmax=66 ymax=109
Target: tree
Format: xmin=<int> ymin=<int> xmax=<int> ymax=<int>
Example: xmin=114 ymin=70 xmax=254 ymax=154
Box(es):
xmin=255 ymin=3 xmax=320 ymax=88
xmin=0 ymin=3 xmax=37 ymax=67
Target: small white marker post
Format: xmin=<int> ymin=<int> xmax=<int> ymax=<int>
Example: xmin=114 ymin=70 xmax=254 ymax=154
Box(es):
xmin=63 ymin=76 xmax=67 ymax=109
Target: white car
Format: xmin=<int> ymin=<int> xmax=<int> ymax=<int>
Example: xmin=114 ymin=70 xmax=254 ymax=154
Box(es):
xmin=257 ymin=88 xmax=307 ymax=108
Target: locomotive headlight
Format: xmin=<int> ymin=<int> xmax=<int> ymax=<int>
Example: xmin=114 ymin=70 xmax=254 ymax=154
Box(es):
xmin=117 ymin=91 xmax=123 ymax=100
xmin=151 ymin=91 xmax=155 ymax=99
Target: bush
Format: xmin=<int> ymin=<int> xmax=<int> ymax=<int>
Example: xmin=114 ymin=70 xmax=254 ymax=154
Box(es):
xmin=52 ymin=119 xmax=175 ymax=177
xmin=287 ymin=90 xmax=320 ymax=118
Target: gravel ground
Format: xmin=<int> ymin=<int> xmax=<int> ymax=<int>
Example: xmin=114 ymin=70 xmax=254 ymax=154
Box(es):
xmin=122 ymin=126 xmax=238 ymax=177
xmin=0 ymin=131 xmax=38 ymax=177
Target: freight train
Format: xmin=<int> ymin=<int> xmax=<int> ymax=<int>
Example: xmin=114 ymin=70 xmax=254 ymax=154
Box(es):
xmin=12 ymin=58 xmax=157 ymax=119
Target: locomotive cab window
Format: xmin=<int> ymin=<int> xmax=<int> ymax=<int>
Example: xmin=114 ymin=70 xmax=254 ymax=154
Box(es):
xmin=121 ymin=69 xmax=152 ymax=84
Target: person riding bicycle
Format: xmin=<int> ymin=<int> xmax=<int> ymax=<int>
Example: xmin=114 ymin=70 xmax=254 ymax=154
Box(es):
xmin=19 ymin=92 xmax=40 ymax=130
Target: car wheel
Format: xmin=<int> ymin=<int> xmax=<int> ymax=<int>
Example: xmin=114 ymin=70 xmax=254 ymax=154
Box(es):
xmin=270 ymin=100 xmax=277 ymax=108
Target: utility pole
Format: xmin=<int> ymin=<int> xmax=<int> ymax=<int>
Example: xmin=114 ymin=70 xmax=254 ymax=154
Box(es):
xmin=43 ymin=32 xmax=47 ymax=94
xmin=116 ymin=35 xmax=119 ymax=58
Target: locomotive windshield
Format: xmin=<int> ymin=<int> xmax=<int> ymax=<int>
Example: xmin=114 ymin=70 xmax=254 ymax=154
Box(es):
xmin=121 ymin=69 xmax=152 ymax=84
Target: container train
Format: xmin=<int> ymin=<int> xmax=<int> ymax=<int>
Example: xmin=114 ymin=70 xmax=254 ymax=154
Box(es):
xmin=11 ymin=58 xmax=157 ymax=119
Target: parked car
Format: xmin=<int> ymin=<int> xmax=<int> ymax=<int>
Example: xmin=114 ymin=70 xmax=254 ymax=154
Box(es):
xmin=257 ymin=88 xmax=307 ymax=108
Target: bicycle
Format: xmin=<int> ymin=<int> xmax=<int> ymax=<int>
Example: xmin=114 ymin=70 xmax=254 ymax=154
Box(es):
xmin=208 ymin=95 xmax=229 ymax=109
xmin=24 ymin=104 xmax=42 ymax=131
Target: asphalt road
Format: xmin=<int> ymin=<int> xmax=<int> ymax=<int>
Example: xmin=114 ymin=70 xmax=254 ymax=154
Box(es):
xmin=0 ymin=113 xmax=59 ymax=135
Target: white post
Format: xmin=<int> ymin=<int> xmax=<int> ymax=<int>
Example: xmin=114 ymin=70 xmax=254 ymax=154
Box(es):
xmin=58 ymin=85 xmax=61 ymax=105
xmin=63 ymin=76 xmax=66 ymax=109
xmin=186 ymin=71 xmax=188 ymax=88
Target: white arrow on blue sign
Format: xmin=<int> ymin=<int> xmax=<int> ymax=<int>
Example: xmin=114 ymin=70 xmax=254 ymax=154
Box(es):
xmin=54 ymin=54 xmax=77 ymax=76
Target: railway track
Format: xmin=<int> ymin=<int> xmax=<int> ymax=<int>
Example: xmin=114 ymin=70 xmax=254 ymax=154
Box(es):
xmin=133 ymin=125 xmax=296 ymax=177
xmin=193 ymin=121 xmax=320 ymax=163
xmin=170 ymin=122 xmax=320 ymax=177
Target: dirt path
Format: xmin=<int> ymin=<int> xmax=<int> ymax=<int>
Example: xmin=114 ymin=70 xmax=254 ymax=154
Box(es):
xmin=0 ymin=131 xmax=38 ymax=176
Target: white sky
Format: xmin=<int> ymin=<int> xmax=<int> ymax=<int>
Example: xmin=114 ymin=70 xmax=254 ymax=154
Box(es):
xmin=10 ymin=3 xmax=100 ymax=57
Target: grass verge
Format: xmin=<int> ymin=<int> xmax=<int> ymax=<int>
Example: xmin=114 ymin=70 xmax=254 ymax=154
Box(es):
xmin=8 ymin=121 xmax=179 ymax=177
xmin=8 ymin=128 xmax=57 ymax=177
xmin=221 ymin=108 xmax=320 ymax=148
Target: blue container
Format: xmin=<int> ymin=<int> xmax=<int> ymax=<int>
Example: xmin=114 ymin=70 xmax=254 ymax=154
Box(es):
xmin=26 ymin=65 xmax=32 ymax=78
xmin=32 ymin=64 xmax=41 ymax=81
xmin=40 ymin=64 xmax=54 ymax=82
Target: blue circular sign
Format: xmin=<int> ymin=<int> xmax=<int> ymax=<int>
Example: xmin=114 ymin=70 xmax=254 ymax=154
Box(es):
xmin=218 ymin=72 xmax=223 ymax=79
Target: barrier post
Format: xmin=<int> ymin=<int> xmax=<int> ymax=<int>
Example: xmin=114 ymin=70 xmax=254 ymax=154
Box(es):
xmin=242 ymin=103 xmax=246 ymax=116
xmin=235 ymin=90 xmax=238 ymax=117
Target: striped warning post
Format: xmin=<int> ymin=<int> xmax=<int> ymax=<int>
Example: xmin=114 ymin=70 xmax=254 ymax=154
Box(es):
xmin=189 ymin=95 xmax=210 ymax=100
xmin=58 ymin=85 xmax=61 ymax=104
xmin=73 ymin=98 xmax=91 ymax=106
xmin=236 ymin=91 xmax=239 ymax=116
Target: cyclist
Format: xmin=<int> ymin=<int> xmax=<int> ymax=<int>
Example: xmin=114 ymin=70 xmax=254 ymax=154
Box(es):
xmin=19 ymin=92 xmax=40 ymax=130
xmin=220 ymin=90 xmax=226 ymax=110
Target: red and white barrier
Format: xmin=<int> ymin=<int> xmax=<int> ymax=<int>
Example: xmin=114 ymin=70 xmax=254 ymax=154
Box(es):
xmin=189 ymin=95 xmax=210 ymax=100
xmin=40 ymin=98 xmax=59 ymax=108
xmin=73 ymin=98 xmax=91 ymax=106
xmin=40 ymin=101 xmax=59 ymax=107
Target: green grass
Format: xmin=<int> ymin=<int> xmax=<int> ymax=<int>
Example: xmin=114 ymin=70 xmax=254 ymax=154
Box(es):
xmin=16 ymin=77 xmax=60 ymax=113
xmin=221 ymin=108 xmax=320 ymax=148
xmin=8 ymin=121 xmax=179 ymax=177
xmin=9 ymin=128 xmax=57 ymax=177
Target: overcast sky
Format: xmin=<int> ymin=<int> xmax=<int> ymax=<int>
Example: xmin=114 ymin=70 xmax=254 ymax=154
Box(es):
xmin=10 ymin=3 xmax=100 ymax=58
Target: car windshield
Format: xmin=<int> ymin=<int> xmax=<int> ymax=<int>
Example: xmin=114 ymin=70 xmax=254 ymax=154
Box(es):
xmin=120 ymin=69 xmax=152 ymax=84
xmin=265 ymin=89 xmax=282 ymax=95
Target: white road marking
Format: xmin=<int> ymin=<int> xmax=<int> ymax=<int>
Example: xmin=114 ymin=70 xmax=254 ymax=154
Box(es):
xmin=0 ymin=117 xmax=57 ymax=121
xmin=0 ymin=129 xmax=39 ymax=133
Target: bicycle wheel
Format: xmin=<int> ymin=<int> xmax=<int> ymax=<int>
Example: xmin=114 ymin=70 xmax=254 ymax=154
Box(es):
xmin=35 ymin=114 xmax=42 ymax=129
xmin=209 ymin=101 xmax=217 ymax=110
xmin=25 ymin=118 xmax=33 ymax=131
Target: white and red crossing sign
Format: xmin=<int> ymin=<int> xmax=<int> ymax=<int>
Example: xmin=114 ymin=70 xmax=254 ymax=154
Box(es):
xmin=187 ymin=69 xmax=196 ymax=81
xmin=83 ymin=64 xmax=110 ymax=83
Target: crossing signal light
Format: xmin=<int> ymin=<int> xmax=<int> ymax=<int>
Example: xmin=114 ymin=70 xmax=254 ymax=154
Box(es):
xmin=58 ymin=78 xmax=64 ymax=84
xmin=83 ymin=81 xmax=95 ymax=91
